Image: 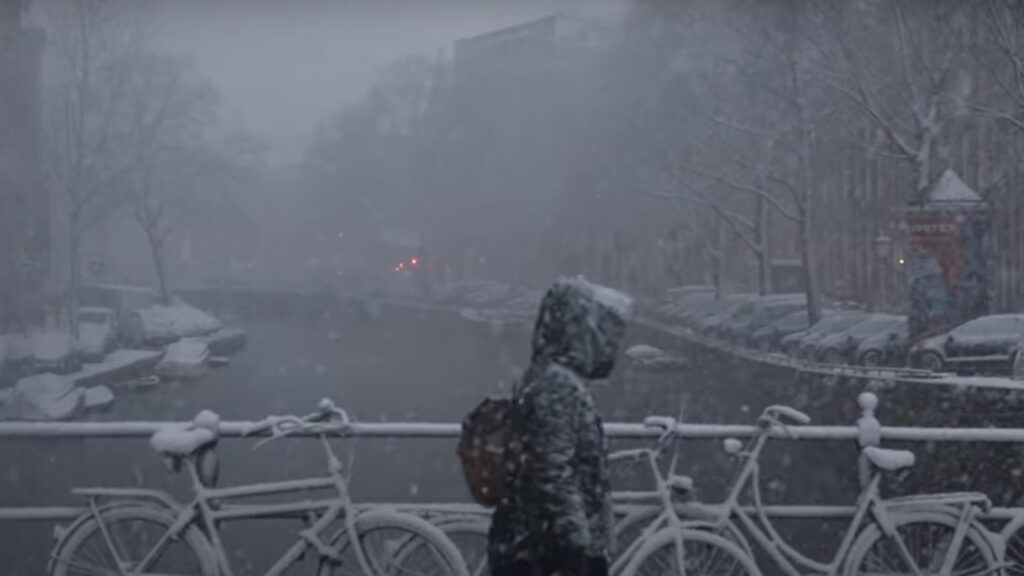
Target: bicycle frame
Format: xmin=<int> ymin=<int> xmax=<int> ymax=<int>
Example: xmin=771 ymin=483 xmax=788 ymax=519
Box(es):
xmin=690 ymin=423 xmax=985 ymax=576
xmin=608 ymin=412 xmax=991 ymax=576
xmin=608 ymin=442 xmax=701 ymax=575
xmin=83 ymin=432 xmax=377 ymax=576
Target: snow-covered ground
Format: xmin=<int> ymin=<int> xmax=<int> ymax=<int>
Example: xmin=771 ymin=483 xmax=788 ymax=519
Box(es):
xmin=0 ymin=349 xmax=166 ymax=421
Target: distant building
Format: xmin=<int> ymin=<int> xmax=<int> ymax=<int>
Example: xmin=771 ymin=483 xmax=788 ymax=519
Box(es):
xmin=0 ymin=0 xmax=47 ymax=328
xmin=453 ymin=15 xmax=558 ymax=77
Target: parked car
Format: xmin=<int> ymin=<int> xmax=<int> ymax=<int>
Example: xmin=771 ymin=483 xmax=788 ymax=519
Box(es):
xmin=77 ymin=306 xmax=118 ymax=362
xmin=156 ymin=338 xmax=211 ymax=381
xmin=0 ymin=333 xmax=32 ymax=385
xmin=909 ymin=314 xmax=1024 ymax=374
xmin=813 ymin=315 xmax=906 ymax=364
xmin=749 ymin=310 xmax=811 ymax=351
xmin=780 ymin=312 xmax=870 ymax=358
xmin=693 ymin=294 xmax=760 ymax=335
xmin=31 ymin=332 xmax=82 ymax=374
xmin=665 ymin=284 xmax=715 ymax=298
xmin=726 ymin=295 xmax=807 ymax=345
xmin=79 ymin=283 xmax=161 ymax=333
xmin=855 ymin=321 xmax=910 ymax=367
xmin=656 ymin=291 xmax=716 ymax=322
xmin=678 ymin=294 xmax=754 ymax=327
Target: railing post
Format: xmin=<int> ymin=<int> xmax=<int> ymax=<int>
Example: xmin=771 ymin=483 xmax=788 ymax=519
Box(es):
xmin=856 ymin=392 xmax=881 ymax=489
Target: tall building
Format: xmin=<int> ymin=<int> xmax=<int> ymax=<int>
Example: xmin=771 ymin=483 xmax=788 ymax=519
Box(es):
xmin=0 ymin=0 xmax=47 ymax=328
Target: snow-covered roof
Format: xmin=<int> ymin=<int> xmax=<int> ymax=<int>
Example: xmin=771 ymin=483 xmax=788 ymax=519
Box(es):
xmin=928 ymin=170 xmax=982 ymax=203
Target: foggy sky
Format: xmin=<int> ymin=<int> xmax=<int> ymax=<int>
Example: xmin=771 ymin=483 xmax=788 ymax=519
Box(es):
xmin=147 ymin=0 xmax=624 ymax=166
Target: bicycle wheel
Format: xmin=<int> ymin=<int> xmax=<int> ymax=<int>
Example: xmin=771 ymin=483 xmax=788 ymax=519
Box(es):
xmin=318 ymin=510 xmax=470 ymax=576
xmin=436 ymin=519 xmax=489 ymax=576
xmin=49 ymin=504 xmax=217 ymax=576
xmin=1002 ymin=519 xmax=1024 ymax=576
xmin=844 ymin=510 xmax=996 ymax=576
xmin=615 ymin=507 xmax=752 ymax=564
xmin=622 ymin=527 xmax=761 ymax=576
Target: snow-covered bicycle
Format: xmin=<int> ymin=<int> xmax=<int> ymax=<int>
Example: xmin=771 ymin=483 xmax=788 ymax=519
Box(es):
xmin=48 ymin=399 xmax=470 ymax=576
xmin=617 ymin=401 xmax=1004 ymax=576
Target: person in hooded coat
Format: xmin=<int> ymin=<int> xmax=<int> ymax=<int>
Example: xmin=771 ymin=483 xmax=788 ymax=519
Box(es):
xmin=488 ymin=277 xmax=631 ymax=576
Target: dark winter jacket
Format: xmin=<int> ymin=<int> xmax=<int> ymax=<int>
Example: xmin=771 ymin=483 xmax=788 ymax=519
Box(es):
xmin=489 ymin=277 xmax=631 ymax=576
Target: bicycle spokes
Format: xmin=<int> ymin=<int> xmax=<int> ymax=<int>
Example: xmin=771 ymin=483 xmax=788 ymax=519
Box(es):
xmin=633 ymin=538 xmax=749 ymax=576
xmin=55 ymin=514 xmax=203 ymax=576
xmin=855 ymin=520 xmax=991 ymax=576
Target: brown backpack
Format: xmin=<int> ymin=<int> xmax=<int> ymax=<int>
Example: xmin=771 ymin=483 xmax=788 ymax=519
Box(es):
xmin=457 ymin=396 xmax=512 ymax=507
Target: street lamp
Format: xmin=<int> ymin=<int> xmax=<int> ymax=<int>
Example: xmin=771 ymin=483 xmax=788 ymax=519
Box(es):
xmin=873 ymin=233 xmax=893 ymax=311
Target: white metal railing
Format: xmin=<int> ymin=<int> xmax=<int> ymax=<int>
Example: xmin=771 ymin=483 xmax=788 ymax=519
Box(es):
xmin=5 ymin=392 xmax=1024 ymax=524
xmin=6 ymin=419 xmax=1024 ymax=443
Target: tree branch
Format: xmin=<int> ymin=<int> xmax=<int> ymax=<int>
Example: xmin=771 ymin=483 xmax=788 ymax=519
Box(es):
xmin=691 ymin=166 xmax=801 ymax=223
xmin=894 ymin=3 xmax=925 ymax=124
xmin=825 ymin=76 xmax=920 ymax=159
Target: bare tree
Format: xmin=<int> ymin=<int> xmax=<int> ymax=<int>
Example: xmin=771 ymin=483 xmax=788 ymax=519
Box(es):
xmin=681 ymin=10 xmax=828 ymax=323
xmin=42 ymin=0 xmax=144 ymax=332
xmin=119 ymin=52 xmax=219 ymax=304
xmin=819 ymin=0 xmax=976 ymax=202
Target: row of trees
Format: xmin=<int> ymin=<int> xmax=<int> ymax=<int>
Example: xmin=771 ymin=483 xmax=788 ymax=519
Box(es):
xmin=42 ymin=0 xmax=253 ymax=332
xmin=305 ymin=1 xmax=1024 ymax=316
xmin=628 ymin=0 xmax=1024 ymax=316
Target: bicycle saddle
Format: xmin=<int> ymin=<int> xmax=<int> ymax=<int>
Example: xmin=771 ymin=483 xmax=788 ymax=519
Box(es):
xmin=863 ymin=446 xmax=915 ymax=471
xmin=151 ymin=410 xmax=220 ymax=456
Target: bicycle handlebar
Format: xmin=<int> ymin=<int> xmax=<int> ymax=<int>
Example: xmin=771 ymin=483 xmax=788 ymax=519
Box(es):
xmin=608 ymin=448 xmax=655 ymax=463
xmin=763 ymin=405 xmax=811 ymax=425
xmin=245 ymin=398 xmax=352 ymax=449
xmin=643 ymin=416 xmax=678 ymax=431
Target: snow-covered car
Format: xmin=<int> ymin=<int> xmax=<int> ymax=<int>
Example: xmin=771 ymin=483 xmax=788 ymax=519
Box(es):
xmin=0 ymin=373 xmax=82 ymax=421
xmin=624 ymin=344 xmax=688 ymax=370
xmin=123 ymin=301 xmax=223 ymax=348
xmin=909 ymin=314 xmax=1024 ymax=374
xmin=156 ymin=338 xmax=211 ymax=381
xmin=780 ymin=312 xmax=870 ymax=358
xmin=813 ymin=315 xmax=906 ymax=364
xmin=749 ymin=310 xmax=811 ymax=351
xmin=704 ymin=294 xmax=803 ymax=340
xmin=32 ymin=331 xmax=82 ymax=374
xmin=0 ymin=333 xmax=32 ymax=385
xmin=725 ymin=295 xmax=806 ymax=344
xmin=656 ymin=290 xmax=716 ymax=322
xmin=77 ymin=306 xmax=118 ymax=362
xmin=855 ymin=322 xmax=910 ymax=367
xmin=692 ymin=294 xmax=758 ymax=334
xmin=675 ymin=295 xmax=749 ymax=327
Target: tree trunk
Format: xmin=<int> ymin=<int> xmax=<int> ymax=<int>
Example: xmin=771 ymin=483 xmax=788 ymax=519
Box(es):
xmin=713 ymin=221 xmax=726 ymax=301
xmin=755 ymin=196 xmax=772 ymax=295
xmin=798 ymin=209 xmax=822 ymax=325
xmin=143 ymin=225 xmax=170 ymax=305
xmin=68 ymin=214 xmax=81 ymax=336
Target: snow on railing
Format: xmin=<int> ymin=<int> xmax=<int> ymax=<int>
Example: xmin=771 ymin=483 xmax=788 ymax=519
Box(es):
xmin=5 ymin=419 xmax=1024 ymax=444
xmin=4 ymin=394 xmax=1024 ymax=524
